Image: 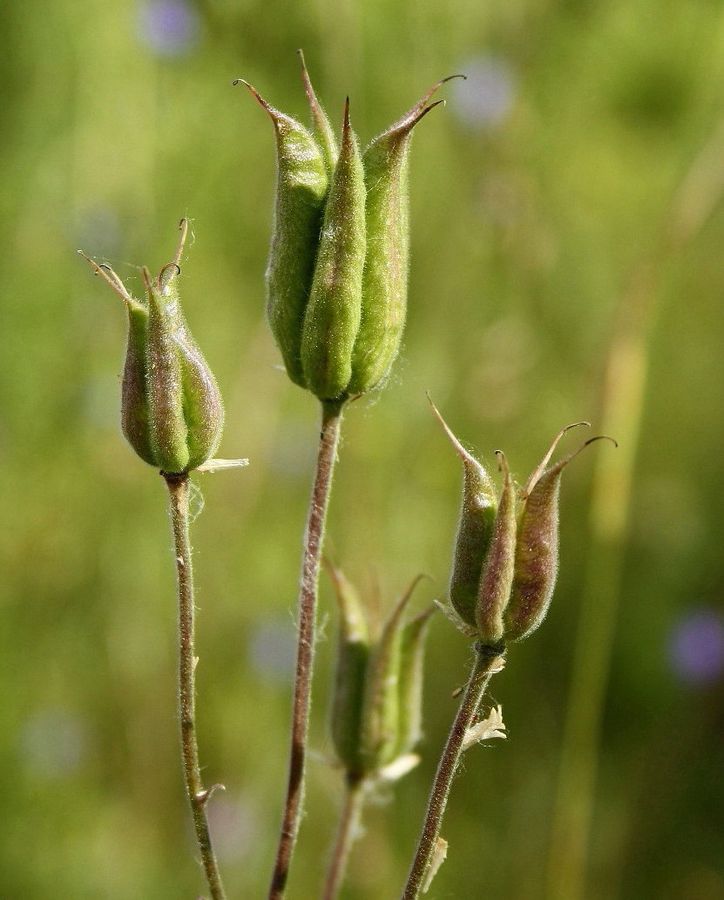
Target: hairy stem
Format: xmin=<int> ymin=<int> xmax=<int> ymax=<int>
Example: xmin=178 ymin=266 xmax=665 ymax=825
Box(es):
xmin=269 ymin=399 xmax=345 ymax=900
xmin=165 ymin=473 xmax=226 ymax=900
xmin=322 ymin=777 xmax=366 ymax=900
xmin=402 ymin=644 xmax=503 ymax=900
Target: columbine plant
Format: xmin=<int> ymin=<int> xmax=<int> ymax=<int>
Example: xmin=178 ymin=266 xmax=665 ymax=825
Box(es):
xmin=235 ymin=53 xmax=461 ymax=898
xmin=80 ymin=219 xmax=246 ymax=900
xmin=323 ymin=563 xmax=434 ymax=900
xmin=400 ymin=403 xmax=615 ymax=898
xmin=81 ymin=54 xmax=616 ymax=900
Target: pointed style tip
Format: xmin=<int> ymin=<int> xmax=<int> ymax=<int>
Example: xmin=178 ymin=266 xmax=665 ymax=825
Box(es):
xmin=158 ymin=262 xmax=181 ymax=292
xmin=388 ymin=573 xmax=429 ymax=625
xmin=141 ymin=265 xmax=154 ymax=292
xmin=494 ymin=449 xmax=511 ymax=479
xmin=546 ymin=433 xmax=618 ymax=479
xmin=298 ymin=49 xmax=327 ymax=123
xmin=427 ymin=395 xmax=473 ymax=465
xmin=297 ymin=48 xmax=312 ymax=87
xmin=585 ymin=434 xmax=618 ymax=450
xmin=79 ymin=250 xmax=133 ymax=303
xmin=523 ymin=421 xmax=592 ymax=498
xmin=173 ymin=217 xmax=189 ymax=269
xmin=441 ymin=73 xmax=467 ymax=84
xmin=234 ymin=77 xmax=277 ymax=118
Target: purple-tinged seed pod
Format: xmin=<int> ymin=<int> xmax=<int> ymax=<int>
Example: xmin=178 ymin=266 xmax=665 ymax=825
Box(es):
xmin=505 ymin=433 xmax=616 ymax=642
xmin=476 ymin=451 xmax=516 ymax=647
xmin=79 ymin=219 xmax=224 ymax=474
xmin=429 ymin=398 xmax=497 ymax=632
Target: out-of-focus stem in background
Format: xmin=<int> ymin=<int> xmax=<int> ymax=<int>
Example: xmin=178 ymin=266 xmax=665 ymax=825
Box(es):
xmin=546 ymin=120 xmax=724 ymax=900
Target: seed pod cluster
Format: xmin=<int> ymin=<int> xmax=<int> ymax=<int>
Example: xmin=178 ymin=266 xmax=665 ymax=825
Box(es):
xmin=433 ymin=403 xmax=615 ymax=648
xmin=326 ymin=563 xmax=435 ymax=782
xmin=80 ymin=220 xmax=224 ymax=474
xmin=239 ymin=55 xmax=460 ymax=402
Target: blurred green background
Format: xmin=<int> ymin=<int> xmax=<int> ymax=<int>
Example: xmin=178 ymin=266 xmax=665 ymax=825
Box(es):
xmin=2 ymin=1 xmax=724 ymax=897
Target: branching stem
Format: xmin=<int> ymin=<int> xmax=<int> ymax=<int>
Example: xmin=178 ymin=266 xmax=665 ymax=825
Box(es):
xmin=268 ymin=399 xmax=345 ymax=900
xmin=401 ymin=644 xmax=504 ymax=900
xmin=165 ymin=473 xmax=226 ymax=900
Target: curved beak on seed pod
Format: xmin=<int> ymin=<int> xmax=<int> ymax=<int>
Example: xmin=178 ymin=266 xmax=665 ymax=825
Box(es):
xmin=79 ymin=219 xmax=224 ymax=474
xmin=327 ymin=566 xmax=432 ymax=781
xmin=504 ymin=431 xmax=617 ymax=642
xmin=429 ymin=398 xmax=498 ymax=635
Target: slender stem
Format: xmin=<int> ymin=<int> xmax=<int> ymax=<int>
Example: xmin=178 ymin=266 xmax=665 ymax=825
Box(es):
xmin=268 ymin=399 xmax=345 ymax=900
xmin=402 ymin=644 xmax=503 ymax=900
xmin=165 ymin=473 xmax=226 ymax=900
xmin=322 ymin=776 xmax=366 ymax=900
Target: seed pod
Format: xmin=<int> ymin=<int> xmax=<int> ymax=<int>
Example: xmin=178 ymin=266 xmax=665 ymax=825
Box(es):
xmin=80 ymin=220 xmax=224 ymax=474
xmin=237 ymin=78 xmax=329 ymax=388
xmin=301 ymin=100 xmax=366 ymax=400
xmin=395 ymin=605 xmax=435 ymax=758
xmin=359 ymin=575 xmax=426 ymax=772
xmin=476 ymin=451 xmax=516 ymax=647
xmin=121 ymin=293 xmax=155 ymax=466
xmin=326 ymin=561 xmax=370 ymax=776
xmin=504 ymin=433 xmax=615 ymax=642
xmin=348 ymin=77 xmax=461 ymax=394
xmin=430 ymin=399 xmax=498 ymax=631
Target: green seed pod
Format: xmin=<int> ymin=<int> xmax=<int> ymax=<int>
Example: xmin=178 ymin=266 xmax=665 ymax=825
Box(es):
xmin=504 ymin=431 xmax=615 ymax=642
xmin=476 ymin=451 xmax=517 ymax=647
xmin=430 ymin=399 xmax=498 ymax=631
xmin=237 ymin=78 xmax=329 ymax=388
xmin=358 ymin=575 xmax=426 ymax=772
xmin=121 ymin=295 xmax=155 ymax=466
xmin=80 ymin=220 xmax=224 ymax=474
xmin=348 ymin=77 xmax=461 ymax=394
xmin=326 ymin=568 xmax=432 ymax=779
xmin=326 ymin=561 xmax=370 ymax=776
xmin=301 ymin=99 xmax=366 ymax=400
xmin=395 ymin=605 xmax=435 ymax=758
